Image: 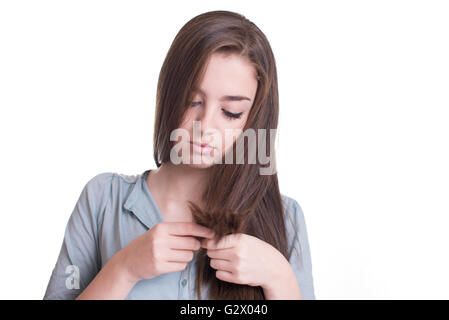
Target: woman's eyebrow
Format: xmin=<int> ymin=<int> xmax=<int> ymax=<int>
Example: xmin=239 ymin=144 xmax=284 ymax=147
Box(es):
xmin=193 ymin=87 xmax=251 ymax=102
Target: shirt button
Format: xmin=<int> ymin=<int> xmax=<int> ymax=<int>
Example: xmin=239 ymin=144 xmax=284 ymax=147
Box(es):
xmin=181 ymin=279 xmax=187 ymax=287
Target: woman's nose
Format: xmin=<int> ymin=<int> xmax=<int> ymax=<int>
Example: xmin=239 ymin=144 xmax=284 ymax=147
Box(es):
xmin=195 ymin=104 xmax=216 ymax=133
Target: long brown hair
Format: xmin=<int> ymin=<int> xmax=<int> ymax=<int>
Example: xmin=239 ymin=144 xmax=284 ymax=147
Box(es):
xmin=153 ymin=10 xmax=294 ymax=299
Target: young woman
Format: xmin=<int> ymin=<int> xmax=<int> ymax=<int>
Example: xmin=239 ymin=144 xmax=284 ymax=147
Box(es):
xmin=43 ymin=10 xmax=315 ymax=300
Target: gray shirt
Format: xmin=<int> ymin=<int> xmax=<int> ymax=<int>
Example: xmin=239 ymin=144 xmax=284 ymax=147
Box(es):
xmin=43 ymin=169 xmax=316 ymax=299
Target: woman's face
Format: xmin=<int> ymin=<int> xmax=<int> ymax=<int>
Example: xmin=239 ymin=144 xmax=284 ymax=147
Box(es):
xmin=176 ymin=52 xmax=258 ymax=168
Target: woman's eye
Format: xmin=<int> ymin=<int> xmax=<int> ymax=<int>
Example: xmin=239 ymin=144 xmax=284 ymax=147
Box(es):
xmin=191 ymin=101 xmax=202 ymax=107
xmin=222 ymin=108 xmax=243 ymax=120
xmin=190 ymin=102 xmax=242 ymax=120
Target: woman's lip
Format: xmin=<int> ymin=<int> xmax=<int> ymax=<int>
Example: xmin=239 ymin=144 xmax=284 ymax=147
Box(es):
xmin=190 ymin=141 xmax=215 ymax=154
xmin=190 ymin=141 xmax=215 ymax=149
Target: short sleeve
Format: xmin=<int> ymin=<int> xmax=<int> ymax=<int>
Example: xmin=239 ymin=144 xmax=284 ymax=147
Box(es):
xmin=43 ymin=172 xmax=113 ymax=299
xmin=283 ymin=196 xmax=316 ymax=300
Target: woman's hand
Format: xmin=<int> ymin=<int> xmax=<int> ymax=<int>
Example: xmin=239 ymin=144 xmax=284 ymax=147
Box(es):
xmin=116 ymin=222 xmax=215 ymax=283
xmin=200 ymin=233 xmax=291 ymax=290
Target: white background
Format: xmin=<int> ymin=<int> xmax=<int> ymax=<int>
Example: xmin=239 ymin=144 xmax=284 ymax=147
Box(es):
xmin=0 ymin=0 xmax=448 ymax=299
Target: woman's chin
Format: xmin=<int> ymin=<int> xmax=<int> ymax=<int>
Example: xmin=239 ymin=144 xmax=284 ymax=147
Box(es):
xmin=181 ymin=154 xmax=220 ymax=169
xmin=186 ymin=163 xmax=215 ymax=169
xmin=187 ymin=157 xmax=216 ymax=168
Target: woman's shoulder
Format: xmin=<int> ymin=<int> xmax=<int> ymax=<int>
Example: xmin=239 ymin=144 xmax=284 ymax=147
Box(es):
xmin=280 ymin=194 xmax=305 ymax=220
xmin=79 ymin=171 xmax=144 ymax=212
xmin=83 ymin=171 xmax=142 ymax=194
xmin=85 ymin=171 xmax=140 ymax=186
xmin=280 ymin=193 xmax=308 ymax=237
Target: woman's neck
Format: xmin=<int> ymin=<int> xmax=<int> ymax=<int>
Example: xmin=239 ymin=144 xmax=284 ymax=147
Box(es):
xmin=146 ymin=162 xmax=211 ymax=216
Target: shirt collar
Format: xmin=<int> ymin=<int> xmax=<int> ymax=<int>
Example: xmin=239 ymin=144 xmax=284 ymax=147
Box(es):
xmin=123 ymin=169 xmax=164 ymax=229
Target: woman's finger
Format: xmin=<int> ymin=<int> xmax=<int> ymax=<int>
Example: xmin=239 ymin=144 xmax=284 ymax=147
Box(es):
xmin=168 ymin=235 xmax=201 ymax=251
xmin=210 ymin=258 xmax=234 ymax=272
xmin=202 ymin=233 xmax=240 ymax=249
xmin=215 ymin=270 xmax=236 ymax=283
xmin=206 ymin=248 xmax=234 ymax=260
xmin=166 ymin=248 xmax=195 ymax=262
xmin=168 ymin=222 xmax=215 ymax=239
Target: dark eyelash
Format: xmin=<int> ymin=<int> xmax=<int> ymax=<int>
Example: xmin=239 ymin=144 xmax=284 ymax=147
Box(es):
xmin=190 ymin=102 xmax=243 ymax=120
xmin=222 ymin=108 xmax=243 ymax=120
